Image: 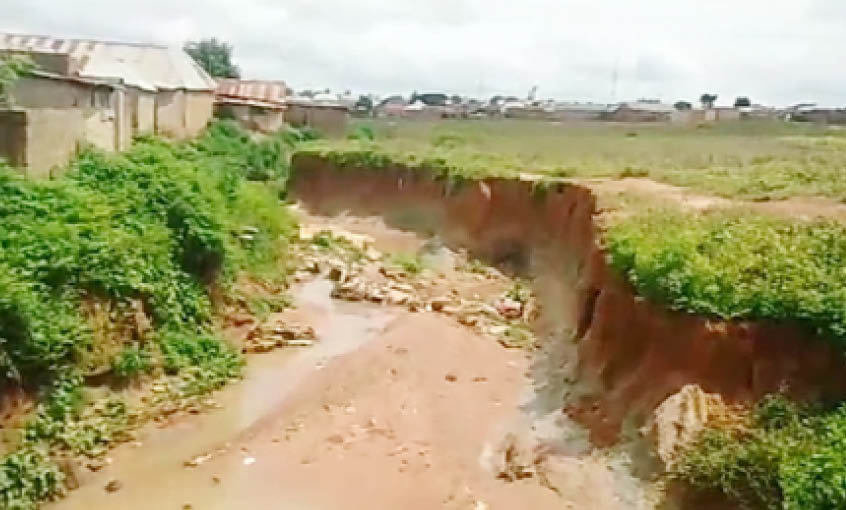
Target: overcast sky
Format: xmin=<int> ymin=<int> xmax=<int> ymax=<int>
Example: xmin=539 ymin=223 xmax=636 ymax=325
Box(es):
xmin=4 ymin=0 xmax=846 ymax=106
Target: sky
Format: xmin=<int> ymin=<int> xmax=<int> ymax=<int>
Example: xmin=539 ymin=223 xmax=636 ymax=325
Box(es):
xmin=3 ymin=0 xmax=846 ymax=106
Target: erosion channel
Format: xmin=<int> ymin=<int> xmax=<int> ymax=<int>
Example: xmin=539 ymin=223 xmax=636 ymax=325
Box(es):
xmin=51 ymin=153 xmax=846 ymax=510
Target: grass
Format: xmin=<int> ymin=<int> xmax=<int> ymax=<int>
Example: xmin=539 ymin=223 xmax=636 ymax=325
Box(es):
xmin=605 ymin=209 xmax=846 ymax=344
xmin=0 ymin=120 xmax=304 ymax=509
xmin=311 ymin=118 xmax=846 ymax=201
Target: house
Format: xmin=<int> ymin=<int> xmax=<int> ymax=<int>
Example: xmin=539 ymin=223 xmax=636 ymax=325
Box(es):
xmin=549 ymin=102 xmax=610 ymax=121
xmin=215 ymin=79 xmax=291 ymax=133
xmin=285 ymin=97 xmax=349 ymax=137
xmin=374 ymin=96 xmax=408 ymax=117
xmin=0 ymin=32 xmax=217 ymax=140
xmin=608 ymin=101 xmax=677 ymax=122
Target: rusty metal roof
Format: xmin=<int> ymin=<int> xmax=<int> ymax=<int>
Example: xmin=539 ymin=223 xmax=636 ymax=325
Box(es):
xmin=0 ymin=32 xmax=216 ymax=92
xmin=215 ymin=79 xmax=290 ymax=107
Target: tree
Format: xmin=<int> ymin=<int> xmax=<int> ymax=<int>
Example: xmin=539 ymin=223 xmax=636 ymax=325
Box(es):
xmin=0 ymin=55 xmax=35 ymax=106
xmin=700 ymin=93 xmax=718 ymax=109
xmin=674 ymin=101 xmax=693 ymax=111
xmin=183 ymin=38 xmax=240 ymax=79
xmin=734 ymin=96 xmax=752 ymax=108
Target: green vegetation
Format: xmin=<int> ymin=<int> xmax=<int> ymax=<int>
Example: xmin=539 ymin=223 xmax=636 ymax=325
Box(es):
xmin=0 ymin=120 xmax=301 ymax=509
xmin=183 ymin=38 xmax=241 ymax=79
xmin=606 ymin=210 xmax=846 ymax=343
xmin=324 ymin=118 xmax=846 ymax=201
xmin=0 ymin=54 xmax=34 ymax=107
xmin=674 ymin=395 xmax=846 ymax=510
xmin=387 ymin=253 xmax=425 ymax=275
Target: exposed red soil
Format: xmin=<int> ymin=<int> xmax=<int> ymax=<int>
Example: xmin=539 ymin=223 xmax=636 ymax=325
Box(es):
xmin=290 ymin=154 xmax=846 ymax=445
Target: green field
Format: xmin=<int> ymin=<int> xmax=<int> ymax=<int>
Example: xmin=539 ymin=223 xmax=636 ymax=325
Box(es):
xmin=343 ymin=118 xmax=846 ymax=201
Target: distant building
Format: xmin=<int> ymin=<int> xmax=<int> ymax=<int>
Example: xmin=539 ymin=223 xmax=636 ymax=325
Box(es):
xmin=285 ymin=97 xmax=349 ymax=137
xmin=608 ymin=101 xmax=677 ymax=122
xmin=374 ymin=95 xmax=408 ymax=117
xmin=215 ymin=79 xmax=291 ymax=133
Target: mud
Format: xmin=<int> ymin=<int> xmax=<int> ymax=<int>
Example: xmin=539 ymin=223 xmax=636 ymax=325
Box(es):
xmin=289 ymin=154 xmax=846 ymax=445
xmin=48 ymin=222 xmax=649 ymax=510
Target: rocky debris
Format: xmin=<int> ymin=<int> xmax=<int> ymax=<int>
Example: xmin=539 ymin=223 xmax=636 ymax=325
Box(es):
xmin=184 ymin=453 xmax=213 ymax=468
xmin=495 ymin=297 xmax=524 ymax=320
xmin=105 ymin=479 xmax=123 ymax=493
xmin=644 ymin=384 xmax=736 ymax=470
xmin=298 ymin=225 xmax=375 ymax=251
xmin=244 ymin=320 xmax=317 ymax=354
xmin=492 ymin=433 xmax=542 ymax=482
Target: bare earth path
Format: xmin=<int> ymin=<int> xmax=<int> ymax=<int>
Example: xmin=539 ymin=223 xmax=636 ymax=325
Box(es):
xmin=47 ymin=211 xmax=641 ymax=510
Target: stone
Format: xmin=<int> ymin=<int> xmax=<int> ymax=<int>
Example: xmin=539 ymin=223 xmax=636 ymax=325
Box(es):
xmin=429 ymin=297 xmax=451 ymax=312
xmin=105 ymin=479 xmax=123 ymax=493
xmin=365 ymin=246 xmax=383 ymax=261
xmin=645 ymin=384 xmax=734 ymax=470
xmin=495 ymin=298 xmax=523 ymax=320
xmin=445 ymin=373 xmax=458 ymax=382
xmin=328 ymin=267 xmax=345 ymax=282
xmin=386 ymin=290 xmax=411 ymax=306
xmin=241 ymin=226 xmax=260 ymax=234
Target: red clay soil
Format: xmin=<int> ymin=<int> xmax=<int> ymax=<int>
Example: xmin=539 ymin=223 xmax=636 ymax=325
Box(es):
xmin=290 ymin=154 xmax=846 ymax=445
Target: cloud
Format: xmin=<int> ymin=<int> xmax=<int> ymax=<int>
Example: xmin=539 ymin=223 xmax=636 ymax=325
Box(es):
xmin=3 ymin=0 xmax=846 ymax=105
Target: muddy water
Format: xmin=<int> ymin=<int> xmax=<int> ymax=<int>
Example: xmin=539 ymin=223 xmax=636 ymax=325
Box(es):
xmin=47 ymin=279 xmax=396 ymax=510
xmin=49 ymin=215 xmax=653 ymax=510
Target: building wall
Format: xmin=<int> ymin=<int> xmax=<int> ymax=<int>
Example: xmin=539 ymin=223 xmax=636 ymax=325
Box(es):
xmin=0 ymin=110 xmax=27 ymax=168
xmin=10 ymin=76 xmax=103 ymax=108
xmin=155 ymin=90 xmax=214 ymax=139
xmin=215 ymin=103 xmax=286 ymax=133
xmin=155 ymin=89 xmax=186 ymax=138
xmin=26 ymin=109 xmax=85 ymax=178
xmin=127 ymin=87 xmax=156 ymax=135
xmin=184 ymin=91 xmax=214 ymax=138
xmin=286 ymin=104 xmax=349 ymax=137
xmin=0 ymin=108 xmax=88 ymax=178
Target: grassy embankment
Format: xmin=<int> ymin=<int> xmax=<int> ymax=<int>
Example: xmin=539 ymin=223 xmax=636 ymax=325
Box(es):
xmin=0 ymin=121 xmax=311 ymax=509
xmin=303 ymin=118 xmax=846 ymax=510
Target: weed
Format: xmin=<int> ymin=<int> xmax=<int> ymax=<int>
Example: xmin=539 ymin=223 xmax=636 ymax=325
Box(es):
xmin=388 ymin=253 xmax=424 ymax=275
xmin=111 ymin=345 xmax=150 ymax=381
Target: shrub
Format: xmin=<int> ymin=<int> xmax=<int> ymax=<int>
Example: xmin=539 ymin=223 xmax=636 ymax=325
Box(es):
xmin=606 ymin=210 xmax=846 ymax=345
xmin=674 ymin=396 xmax=846 ymax=510
xmin=111 ymin=345 xmax=150 ymax=381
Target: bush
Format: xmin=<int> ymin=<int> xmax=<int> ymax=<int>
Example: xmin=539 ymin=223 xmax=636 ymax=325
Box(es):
xmin=111 ymin=345 xmax=150 ymax=381
xmin=606 ymin=210 xmax=846 ymax=345
xmin=674 ymin=395 xmax=846 ymax=510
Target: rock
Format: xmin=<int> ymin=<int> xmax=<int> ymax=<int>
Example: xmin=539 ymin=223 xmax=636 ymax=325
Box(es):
xmin=487 ymin=325 xmax=509 ymax=336
xmin=56 ymin=458 xmax=84 ymax=490
xmin=457 ymin=314 xmax=479 ymax=327
xmin=305 ymin=260 xmax=321 ymax=274
xmin=445 ymin=373 xmax=458 ymax=382
xmin=279 ymin=339 xmax=314 ymax=347
xmin=495 ymin=298 xmax=523 ymax=320
xmin=429 ymin=297 xmax=451 ymax=312
xmin=243 ymin=457 xmax=256 ymax=466
xmin=105 ymin=479 xmax=123 ymax=493
xmin=241 ymin=226 xmax=260 ymax=234
xmin=238 ymin=234 xmax=255 ymax=242
xmin=270 ymin=323 xmax=316 ymax=341
xmin=228 ymin=313 xmax=255 ymax=327
xmin=328 ymin=267 xmax=345 ymax=282
xmin=645 ymin=385 xmax=733 ymax=470
xmin=365 ymin=246 xmax=383 ymax=261
xmin=184 ymin=453 xmax=212 ymax=467
xmin=386 ymin=290 xmax=411 ymax=306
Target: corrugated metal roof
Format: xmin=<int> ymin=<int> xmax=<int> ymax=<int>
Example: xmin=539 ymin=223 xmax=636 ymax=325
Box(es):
xmin=0 ymin=32 xmax=216 ymax=92
xmin=216 ymin=79 xmax=289 ymax=105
